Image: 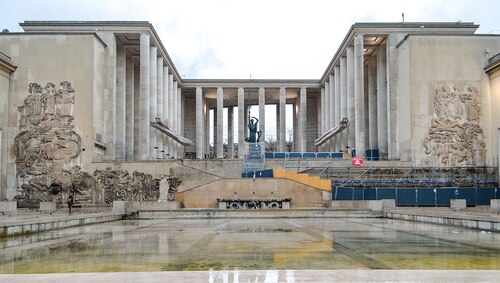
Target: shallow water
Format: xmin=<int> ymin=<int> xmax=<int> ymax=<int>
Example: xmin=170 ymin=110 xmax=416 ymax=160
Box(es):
xmin=0 ymin=218 xmax=499 ymax=273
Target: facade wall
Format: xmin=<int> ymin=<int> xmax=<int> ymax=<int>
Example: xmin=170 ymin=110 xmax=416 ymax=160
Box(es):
xmin=408 ymin=36 xmax=500 ymax=166
xmin=0 ymin=69 xmax=9 ymax=199
xmin=0 ymin=34 xmax=105 ymax=199
xmin=490 ymin=68 xmax=500 ymax=170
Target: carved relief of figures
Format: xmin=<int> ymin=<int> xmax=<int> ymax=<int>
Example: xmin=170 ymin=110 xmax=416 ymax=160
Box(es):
xmin=166 ymin=176 xmax=182 ymax=201
xmin=94 ymin=169 xmax=160 ymax=204
xmin=14 ymin=82 xmax=89 ymax=206
xmin=423 ymin=84 xmax=485 ymax=166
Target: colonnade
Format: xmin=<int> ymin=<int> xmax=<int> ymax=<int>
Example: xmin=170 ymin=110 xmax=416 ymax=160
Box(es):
xmin=110 ymin=32 xmax=394 ymax=161
xmin=111 ymin=33 xmax=183 ymax=161
xmin=319 ymin=34 xmax=390 ymax=159
xmin=192 ymin=86 xmax=311 ymax=159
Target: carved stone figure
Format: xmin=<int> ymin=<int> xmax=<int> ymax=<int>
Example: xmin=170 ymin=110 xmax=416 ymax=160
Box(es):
xmin=166 ymin=176 xmax=182 ymax=201
xmin=14 ymin=82 xmax=90 ymax=206
xmin=423 ymin=85 xmax=485 ymax=166
xmin=94 ymin=169 xmax=160 ymax=203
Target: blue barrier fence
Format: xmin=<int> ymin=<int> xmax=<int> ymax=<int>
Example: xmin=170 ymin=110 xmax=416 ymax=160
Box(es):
xmin=265 ymin=152 xmax=344 ymax=159
xmin=332 ymin=187 xmax=500 ymax=206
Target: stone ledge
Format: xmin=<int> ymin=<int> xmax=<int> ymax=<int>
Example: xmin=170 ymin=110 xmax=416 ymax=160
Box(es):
xmin=0 ymin=202 xmax=17 ymax=216
xmin=491 ymin=199 xmax=500 ymax=213
xmin=450 ymin=199 xmax=467 ymax=211
xmin=39 ymin=202 xmax=56 ymax=214
xmin=329 ymin=200 xmax=395 ymax=212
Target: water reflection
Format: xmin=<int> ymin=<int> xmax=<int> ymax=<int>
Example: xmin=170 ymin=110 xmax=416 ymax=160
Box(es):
xmin=0 ymin=218 xmax=499 ymax=273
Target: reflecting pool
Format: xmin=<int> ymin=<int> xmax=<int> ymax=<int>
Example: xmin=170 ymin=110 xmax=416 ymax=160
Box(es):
xmin=1 ymin=218 xmax=499 ymax=273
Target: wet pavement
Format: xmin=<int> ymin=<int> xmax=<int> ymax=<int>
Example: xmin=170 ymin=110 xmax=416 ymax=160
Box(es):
xmin=1 ymin=207 xmax=500 ymax=282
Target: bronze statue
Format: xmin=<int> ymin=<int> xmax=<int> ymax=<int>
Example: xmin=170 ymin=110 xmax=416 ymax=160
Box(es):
xmin=245 ymin=117 xmax=262 ymax=143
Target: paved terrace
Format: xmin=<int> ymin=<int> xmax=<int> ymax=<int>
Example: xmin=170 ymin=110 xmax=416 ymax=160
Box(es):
xmin=1 ymin=206 xmax=499 ymax=282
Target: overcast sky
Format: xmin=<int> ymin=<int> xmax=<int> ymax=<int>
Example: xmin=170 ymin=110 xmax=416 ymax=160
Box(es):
xmin=1 ymin=0 xmax=498 ymax=80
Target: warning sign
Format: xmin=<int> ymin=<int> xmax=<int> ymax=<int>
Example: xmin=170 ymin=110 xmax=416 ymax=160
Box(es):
xmin=352 ymin=157 xmax=363 ymax=167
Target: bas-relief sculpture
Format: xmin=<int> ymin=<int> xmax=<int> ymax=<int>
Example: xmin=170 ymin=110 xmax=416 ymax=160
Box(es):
xmin=94 ymin=168 xmax=160 ymax=203
xmin=14 ymin=82 xmax=161 ymax=206
xmin=423 ymin=84 xmax=485 ymax=166
xmin=14 ymin=82 xmax=85 ymax=205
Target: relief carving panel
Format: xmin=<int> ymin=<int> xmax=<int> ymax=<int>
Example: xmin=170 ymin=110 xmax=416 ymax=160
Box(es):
xmin=94 ymin=168 xmax=160 ymax=203
xmin=14 ymin=82 xmax=88 ymax=205
xmin=423 ymin=84 xmax=485 ymax=166
xmin=14 ymin=82 xmax=162 ymax=206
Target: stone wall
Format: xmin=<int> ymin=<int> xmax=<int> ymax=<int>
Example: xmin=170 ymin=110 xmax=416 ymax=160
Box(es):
xmin=178 ymin=178 xmax=326 ymax=208
xmin=404 ymin=35 xmax=500 ymax=166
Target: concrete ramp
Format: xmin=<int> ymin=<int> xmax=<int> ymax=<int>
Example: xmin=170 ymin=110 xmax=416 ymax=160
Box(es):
xmin=314 ymin=118 xmax=350 ymax=146
xmin=150 ymin=118 xmax=194 ymax=146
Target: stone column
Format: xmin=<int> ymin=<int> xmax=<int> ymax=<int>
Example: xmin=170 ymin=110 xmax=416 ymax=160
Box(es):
xmin=319 ymin=87 xmax=325 ymax=151
xmin=196 ymin=87 xmax=204 ymax=159
xmin=167 ymin=73 xmax=174 ymax=158
xmin=172 ymin=81 xmax=178 ymax=158
xmin=368 ymin=55 xmax=378 ymax=150
xmin=377 ymin=43 xmax=388 ymax=159
xmin=125 ymin=53 xmax=134 ymax=161
xmin=133 ymin=62 xmax=140 ymax=160
xmin=279 ymin=87 xmax=286 ymax=152
xmin=237 ymin=87 xmax=245 ymax=159
xmin=299 ymin=87 xmax=307 ymax=152
xmin=177 ymin=86 xmax=182 ymax=158
xmin=354 ymin=34 xmax=365 ymax=157
xmin=387 ymin=34 xmax=401 ymax=160
xmin=329 ymin=74 xmax=335 ymax=152
xmin=115 ymin=42 xmax=126 ymax=161
xmin=293 ymin=102 xmax=298 ymax=151
xmin=102 ymin=34 xmax=117 ymax=161
xmin=324 ymin=81 xmax=330 ymax=152
xmin=162 ymin=66 xmax=169 ymax=157
xmin=498 ymin=129 xmax=500 ymax=186
xmin=138 ymin=33 xmax=150 ymax=160
xmin=204 ymin=99 xmax=210 ymax=157
xmin=334 ymin=65 xmax=341 ymax=151
xmin=276 ymin=102 xmax=280 ymax=150
xmin=149 ymin=46 xmax=157 ymax=160
xmin=156 ymin=58 xmax=164 ymax=159
xmin=213 ymin=110 xmax=217 ymax=156
xmin=346 ymin=46 xmax=355 ymax=150
xmin=228 ymin=106 xmax=234 ymax=158
xmin=320 ymin=87 xmax=325 ymax=134
xmin=258 ymin=87 xmax=266 ymax=152
xmin=340 ymin=56 xmax=348 ymax=151
xmin=216 ymin=87 xmax=224 ymax=159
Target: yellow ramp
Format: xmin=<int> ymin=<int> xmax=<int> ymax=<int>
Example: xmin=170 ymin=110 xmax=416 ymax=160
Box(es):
xmin=273 ymin=169 xmax=330 ymax=191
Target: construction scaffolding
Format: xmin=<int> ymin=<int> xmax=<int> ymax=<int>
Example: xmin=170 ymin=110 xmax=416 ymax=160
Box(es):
xmin=288 ymin=160 xmax=498 ymax=188
xmin=242 ymin=142 xmax=265 ymax=173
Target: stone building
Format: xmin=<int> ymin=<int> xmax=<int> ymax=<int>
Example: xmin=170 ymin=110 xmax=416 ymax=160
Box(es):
xmin=0 ymin=21 xmax=499 ymax=202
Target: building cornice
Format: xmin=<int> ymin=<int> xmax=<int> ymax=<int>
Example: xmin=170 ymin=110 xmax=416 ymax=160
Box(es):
xmin=19 ymin=21 xmax=183 ymax=83
xmin=319 ymin=22 xmax=480 ymax=84
xmin=182 ymin=79 xmax=320 ymax=89
xmin=0 ymin=52 xmax=17 ymax=74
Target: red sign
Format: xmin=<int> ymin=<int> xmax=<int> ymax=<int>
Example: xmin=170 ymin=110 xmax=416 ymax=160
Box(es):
xmin=352 ymin=157 xmax=363 ymax=167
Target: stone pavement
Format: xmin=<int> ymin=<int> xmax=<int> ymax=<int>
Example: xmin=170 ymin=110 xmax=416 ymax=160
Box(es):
xmin=1 ymin=270 xmax=500 ymax=282
xmin=1 ymin=206 xmax=500 ymax=282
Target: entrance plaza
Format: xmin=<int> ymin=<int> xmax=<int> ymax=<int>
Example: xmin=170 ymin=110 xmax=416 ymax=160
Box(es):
xmin=0 ymin=20 xmax=500 ymax=281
